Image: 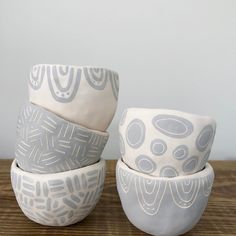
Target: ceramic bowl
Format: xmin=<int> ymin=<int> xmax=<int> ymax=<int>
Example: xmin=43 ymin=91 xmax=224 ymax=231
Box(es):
xmin=116 ymin=158 xmax=214 ymax=236
xmin=119 ymin=108 xmax=216 ymax=177
xmin=28 ymin=64 xmax=119 ymax=131
xmin=11 ymin=158 xmax=106 ymax=226
xmin=15 ymin=103 xmax=108 ymax=174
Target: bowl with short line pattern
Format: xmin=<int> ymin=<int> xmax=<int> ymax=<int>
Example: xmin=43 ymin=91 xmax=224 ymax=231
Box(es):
xmin=11 ymin=158 xmax=106 ymax=226
xmin=119 ymin=108 xmax=216 ymax=177
xmin=15 ymin=102 xmax=109 ymax=174
xmin=28 ymin=64 xmax=119 ymax=131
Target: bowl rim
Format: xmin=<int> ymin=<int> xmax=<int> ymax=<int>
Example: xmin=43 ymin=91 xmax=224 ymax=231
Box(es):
xmin=31 ymin=64 xmax=119 ymax=76
xmin=117 ymin=158 xmax=214 ymax=181
xmin=11 ymin=158 xmax=105 ymax=178
xmin=121 ymin=108 xmax=216 ymax=123
xmin=23 ymin=102 xmax=109 ymax=137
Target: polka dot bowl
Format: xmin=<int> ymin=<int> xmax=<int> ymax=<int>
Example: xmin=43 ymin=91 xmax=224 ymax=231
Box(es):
xmin=119 ymin=108 xmax=216 ymax=177
xmin=11 ymin=158 xmax=106 ymax=226
xmin=116 ymin=158 xmax=214 ymax=236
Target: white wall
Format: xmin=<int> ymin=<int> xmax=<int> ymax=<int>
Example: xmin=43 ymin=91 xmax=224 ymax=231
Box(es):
xmin=0 ymin=0 xmax=236 ymax=160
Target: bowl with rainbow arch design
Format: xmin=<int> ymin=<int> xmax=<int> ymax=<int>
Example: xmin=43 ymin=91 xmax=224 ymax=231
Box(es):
xmin=29 ymin=64 xmax=119 ymax=131
xmin=11 ymin=158 xmax=106 ymax=226
xmin=116 ymin=158 xmax=214 ymax=236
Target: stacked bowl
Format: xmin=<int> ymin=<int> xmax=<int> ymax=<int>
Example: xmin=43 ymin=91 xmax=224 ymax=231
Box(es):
xmin=11 ymin=64 xmax=119 ymax=226
xmin=117 ymin=108 xmax=216 ymax=236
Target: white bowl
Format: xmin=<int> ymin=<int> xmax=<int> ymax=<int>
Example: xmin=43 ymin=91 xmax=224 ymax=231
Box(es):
xmin=11 ymin=158 xmax=106 ymax=226
xmin=116 ymin=158 xmax=214 ymax=236
xmin=15 ymin=103 xmax=109 ymax=174
xmin=119 ymin=108 xmax=216 ymax=177
xmin=28 ymin=64 xmax=119 ymax=131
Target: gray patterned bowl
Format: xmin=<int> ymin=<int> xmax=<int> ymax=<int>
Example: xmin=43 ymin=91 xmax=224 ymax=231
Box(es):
xmin=119 ymin=108 xmax=216 ymax=177
xmin=116 ymin=158 xmax=214 ymax=236
xmin=15 ymin=103 xmax=109 ymax=174
xmin=11 ymin=158 xmax=106 ymax=226
xmin=28 ymin=64 xmax=119 ymax=131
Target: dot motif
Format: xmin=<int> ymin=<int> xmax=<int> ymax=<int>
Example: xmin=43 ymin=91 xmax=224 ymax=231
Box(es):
xmin=196 ymin=125 xmax=214 ymax=152
xmin=126 ymin=119 xmax=145 ymax=149
xmin=135 ymin=155 xmax=157 ymax=174
xmin=150 ymin=139 xmax=167 ymax=156
xmin=152 ymin=114 xmax=193 ymax=138
xmin=182 ymin=156 xmax=199 ymax=173
xmin=173 ymin=145 xmax=189 ymax=160
xmin=160 ymin=166 xmax=179 ymax=177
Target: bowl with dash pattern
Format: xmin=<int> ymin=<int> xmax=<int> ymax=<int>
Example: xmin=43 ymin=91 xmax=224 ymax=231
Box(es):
xmin=11 ymin=158 xmax=106 ymax=226
xmin=116 ymin=158 xmax=214 ymax=236
xmin=15 ymin=103 xmax=109 ymax=174
xmin=28 ymin=64 xmax=119 ymax=131
xmin=119 ymin=108 xmax=216 ymax=177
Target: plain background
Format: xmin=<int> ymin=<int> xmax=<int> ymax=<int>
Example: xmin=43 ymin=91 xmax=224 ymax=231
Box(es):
xmin=0 ymin=0 xmax=235 ymax=160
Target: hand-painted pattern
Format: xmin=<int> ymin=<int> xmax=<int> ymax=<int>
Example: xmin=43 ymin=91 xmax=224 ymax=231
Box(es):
xmin=160 ymin=166 xmax=179 ymax=177
xmin=120 ymin=111 xmax=216 ymax=177
xmin=11 ymin=161 xmax=105 ymax=226
xmin=135 ymin=176 xmax=167 ymax=215
xmin=135 ymin=155 xmax=157 ymax=174
xmin=47 ymin=65 xmax=82 ymax=103
xmin=110 ymin=72 xmax=119 ymax=100
xmin=29 ymin=65 xmax=119 ymax=103
xmin=152 ymin=114 xmax=193 ymax=138
xmin=173 ymin=145 xmax=189 ymax=160
xmin=117 ymin=163 xmax=214 ymax=216
xmin=83 ymin=68 xmax=108 ymax=90
xmin=15 ymin=103 xmax=108 ymax=173
xmin=29 ymin=65 xmax=45 ymax=90
xmin=126 ymin=119 xmax=145 ymax=149
xmin=196 ymin=125 xmax=215 ymax=152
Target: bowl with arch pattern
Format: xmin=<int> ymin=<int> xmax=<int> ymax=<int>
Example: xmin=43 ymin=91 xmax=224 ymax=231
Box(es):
xmin=28 ymin=64 xmax=119 ymax=131
xmin=116 ymin=158 xmax=214 ymax=236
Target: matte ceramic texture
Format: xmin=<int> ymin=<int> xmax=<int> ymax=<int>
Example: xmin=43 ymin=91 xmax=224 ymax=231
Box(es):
xmin=119 ymin=108 xmax=216 ymax=177
xmin=116 ymin=159 xmax=214 ymax=236
xmin=28 ymin=64 xmax=119 ymax=131
xmin=15 ymin=103 xmax=108 ymax=174
xmin=11 ymin=158 xmax=106 ymax=226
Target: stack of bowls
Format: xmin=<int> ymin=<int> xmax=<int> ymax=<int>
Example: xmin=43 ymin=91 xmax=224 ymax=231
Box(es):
xmin=11 ymin=64 xmax=119 ymax=226
xmin=117 ymin=108 xmax=216 ymax=236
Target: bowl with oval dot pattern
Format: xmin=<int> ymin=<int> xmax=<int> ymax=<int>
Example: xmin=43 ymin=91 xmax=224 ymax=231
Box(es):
xmin=116 ymin=158 xmax=214 ymax=236
xmin=119 ymin=108 xmax=216 ymax=177
xmin=28 ymin=64 xmax=119 ymax=131
xmin=11 ymin=158 xmax=106 ymax=226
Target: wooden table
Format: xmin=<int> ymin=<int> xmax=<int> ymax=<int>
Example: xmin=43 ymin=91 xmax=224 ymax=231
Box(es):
xmin=0 ymin=160 xmax=235 ymax=235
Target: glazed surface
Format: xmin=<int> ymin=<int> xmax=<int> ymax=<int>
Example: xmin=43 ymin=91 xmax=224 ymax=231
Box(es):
xmin=119 ymin=108 xmax=216 ymax=177
xmin=11 ymin=159 xmax=106 ymax=226
xmin=15 ymin=103 xmax=108 ymax=173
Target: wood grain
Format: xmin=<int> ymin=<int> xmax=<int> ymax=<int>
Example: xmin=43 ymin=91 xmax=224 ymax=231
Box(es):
xmin=0 ymin=159 xmax=235 ymax=236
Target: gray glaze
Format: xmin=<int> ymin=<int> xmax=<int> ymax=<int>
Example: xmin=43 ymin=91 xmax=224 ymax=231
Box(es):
xmin=119 ymin=109 xmax=216 ymax=177
xmin=152 ymin=114 xmax=194 ymax=138
xmin=126 ymin=119 xmax=146 ymax=149
xmin=15 ymin=103 xmax=108 ymax=174
xmin=29 ymin=65 xmax=119 ymax=101
xmin=11 ymin=159 xmax=106 ymax=226
xmin=116 ymin=159 xmax=214 ymax=236
xmin=47 ymin=65 xmax=82 ymax=103
xmin=196 ymin=125 xmax=215 ymax=152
